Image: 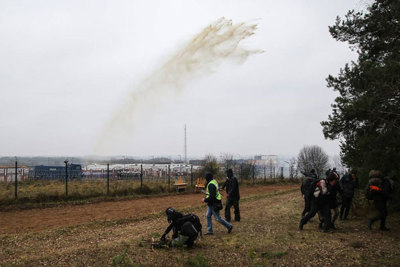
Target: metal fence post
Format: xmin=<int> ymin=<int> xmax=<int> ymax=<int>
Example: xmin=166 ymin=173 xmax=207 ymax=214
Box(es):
xmin=168 ymin=164 xmax=171 ymax=191
xmin=64 ymin=160 xmax=68 ymax=198
xmin=140 ymin=164 xmax=143 ymax=191
xmin=107 ymin=163 xmax=110 ymax=196
xmin=264 ymin=165 xmax=266 ymax=184
xmin=190 ymin=165 xmax=193 ymax=187
xmin=14 ymin=160 xmax=18 ymax=199
xmin=252 ymin=164 xmax=255 ymax=184
xmin=240 ymin=165 xmax=242 ymax=184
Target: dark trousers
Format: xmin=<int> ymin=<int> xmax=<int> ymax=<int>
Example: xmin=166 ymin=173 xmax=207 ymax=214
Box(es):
xmin=340 ymin=196 xmax=353 ymax=219
xmin=302 ymin=196 xmax=312 ymax=217
xmin=225 ymin=198 xmax=240 ymax=222
xmin=302 ymin=199 xmax=331 ymax=231
xmin=370 ymin=199 xmax=387 ymax=229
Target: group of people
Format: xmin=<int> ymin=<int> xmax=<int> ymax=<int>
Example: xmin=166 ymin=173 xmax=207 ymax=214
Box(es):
xmin=160 ymin=169 xmax=240 ymax=248
xmin=299 ymin=168 xmax=394 ymax=232
xmin=158 ymin=166 xmax=394 ymax=248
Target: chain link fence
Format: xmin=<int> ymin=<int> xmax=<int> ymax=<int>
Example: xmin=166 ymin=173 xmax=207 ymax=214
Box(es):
xmin=0 ymin=161 xmax=299 ymax=205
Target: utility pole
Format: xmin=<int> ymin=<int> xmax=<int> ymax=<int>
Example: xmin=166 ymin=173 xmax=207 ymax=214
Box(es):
xmin=184 ymin=124 xmax=187 ymax=164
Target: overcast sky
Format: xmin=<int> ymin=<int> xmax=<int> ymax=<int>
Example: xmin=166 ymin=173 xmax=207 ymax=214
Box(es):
xmin=0 ymin=0 xmax=368 ymax=158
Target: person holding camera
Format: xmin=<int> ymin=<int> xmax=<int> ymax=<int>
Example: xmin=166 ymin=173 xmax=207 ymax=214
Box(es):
xmin=202 ymin=172 xmax=233 ymax=235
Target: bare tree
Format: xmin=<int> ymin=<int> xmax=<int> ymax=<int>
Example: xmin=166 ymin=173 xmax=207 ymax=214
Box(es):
xmin=287 ymin=157 xmax=298 ymax=179
xmin=332 ymin=154 xmax=347 ymax=175
xmin=297 ymin=145 xmax=329 ymax=178
xmin=198 ymin=154 xmax=220 ymax=178
xmin=220 ymin=153 xmax=236 ymax=171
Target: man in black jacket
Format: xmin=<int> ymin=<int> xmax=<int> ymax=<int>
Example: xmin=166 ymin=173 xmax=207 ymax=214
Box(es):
xmin=222 ymin=169 xmax=240 ymax=222
xmin=300 ymin=169 xmax=319 ymax=218
xmin=160 ymin=207 xmax=200 ymax=247
xmin=323 ymin=171 xmax=342 ymax=229
xmin=339 ymin=170 xmax=358 ymax=220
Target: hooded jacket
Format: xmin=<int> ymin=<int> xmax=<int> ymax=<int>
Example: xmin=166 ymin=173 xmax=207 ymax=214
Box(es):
xmin=204 ymin=175 xmax=222 ymax=207
xmin=223 ymin=176 xmax=240 ymax=200
xmin=340 ymin=173 xmax=358 ymax=198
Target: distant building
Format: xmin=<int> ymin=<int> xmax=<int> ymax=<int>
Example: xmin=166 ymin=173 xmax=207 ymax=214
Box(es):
xmin=253 ymin=155 xmax=278 ymax=167
xmin=0 ymin=166 xmax=29 ymax=182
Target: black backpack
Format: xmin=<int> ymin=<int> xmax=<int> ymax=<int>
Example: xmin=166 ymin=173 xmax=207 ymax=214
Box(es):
xmin=181 ymin=222 xmax=198 ymax=238
xmin=185 ymin=213 xmax=202 ymax=237
xmin=180 ymin=213 xmax=203 ymax=236
xmin=366 ymin=178 xmax=383 ymax=200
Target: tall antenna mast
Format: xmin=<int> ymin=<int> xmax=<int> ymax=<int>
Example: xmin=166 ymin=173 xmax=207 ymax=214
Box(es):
xmin=184 ymin=124 xmax=187 ymax=163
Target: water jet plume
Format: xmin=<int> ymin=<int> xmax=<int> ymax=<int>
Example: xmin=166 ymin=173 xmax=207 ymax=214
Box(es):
xmin=95 ymin=17 xmax=263 ymax=154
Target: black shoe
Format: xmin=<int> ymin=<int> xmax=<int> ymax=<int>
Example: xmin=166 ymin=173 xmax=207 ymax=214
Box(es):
xmin=318 ymin=222 xmax=323 ymax=229
xmin=368 ymin=220 xmax=373 ymax=230
xmin=380 ymin=227 xmax=390 ymax=231
xmin=205 ymin=232 xmax=214 ymax=235
xmin=228 ymin=225 xmax=233 ymax=234
xmin=299 ymin=220 xmax=304 ymax=231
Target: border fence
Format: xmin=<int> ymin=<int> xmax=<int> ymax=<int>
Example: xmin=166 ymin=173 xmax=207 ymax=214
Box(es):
xmin=0 ymin=161 xmax=298 ymax=205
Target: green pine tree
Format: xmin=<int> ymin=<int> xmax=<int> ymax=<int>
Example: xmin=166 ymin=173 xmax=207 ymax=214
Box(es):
xmin=321 ymin=0 xmax=400 ymax=188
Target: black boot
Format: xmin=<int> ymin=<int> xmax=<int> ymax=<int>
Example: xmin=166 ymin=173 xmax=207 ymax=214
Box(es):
xmin=299 ymin=219 xmax=305 ymax=231
xmin=368 ymin=219 xmax=373 ymax=230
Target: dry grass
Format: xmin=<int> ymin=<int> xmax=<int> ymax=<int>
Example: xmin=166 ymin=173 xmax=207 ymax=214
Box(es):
xmin=0 ymin=178 xmax=299 ymax=210
xmin=0 ymin=187 xmax=399 ymax=266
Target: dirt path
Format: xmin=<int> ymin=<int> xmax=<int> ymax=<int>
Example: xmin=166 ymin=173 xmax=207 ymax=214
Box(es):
xmin=0 ymin=184 xmax=296 ymax=234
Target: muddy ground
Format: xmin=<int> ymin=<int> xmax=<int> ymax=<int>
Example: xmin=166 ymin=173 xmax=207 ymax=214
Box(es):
xmin=0 ymin=184 xmax=295 ymax=234
xmin=0 ymin=184 xmax=399 ymax=266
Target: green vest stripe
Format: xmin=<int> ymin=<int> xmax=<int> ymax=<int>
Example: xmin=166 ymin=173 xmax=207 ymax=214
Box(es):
xmin=206 ymin=179 xmax=222 ymax=200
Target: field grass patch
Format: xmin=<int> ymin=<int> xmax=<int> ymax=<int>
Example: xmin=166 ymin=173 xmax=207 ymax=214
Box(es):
xmin=186 ymin=253 xmax=209 ymax=267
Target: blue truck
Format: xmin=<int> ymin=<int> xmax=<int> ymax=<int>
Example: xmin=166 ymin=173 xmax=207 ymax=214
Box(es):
xmin=29 ymin=164 xmax=83 ymax=180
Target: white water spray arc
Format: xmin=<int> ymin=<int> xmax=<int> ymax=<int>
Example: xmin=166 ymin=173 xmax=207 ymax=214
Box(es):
xmin=96 ymin=17 xmax=262 ymax=153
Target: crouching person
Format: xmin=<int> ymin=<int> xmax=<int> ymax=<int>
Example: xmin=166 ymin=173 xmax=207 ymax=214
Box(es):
xmin=160 ymin=207 xmax=202 ymax=248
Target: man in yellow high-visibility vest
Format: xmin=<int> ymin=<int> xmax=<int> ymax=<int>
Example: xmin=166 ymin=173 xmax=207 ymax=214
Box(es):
xmin=202 ymin=172 xmax=233 ymax=235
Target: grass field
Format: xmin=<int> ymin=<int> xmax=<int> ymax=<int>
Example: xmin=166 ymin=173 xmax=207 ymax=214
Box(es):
xmin=0 ymin=178 xmax=296 ymax=210
xmin=0 ymin=185 xmax=399 ymax=266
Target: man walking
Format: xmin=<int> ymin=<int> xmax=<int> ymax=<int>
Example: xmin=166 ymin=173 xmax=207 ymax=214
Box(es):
xmin=339 ymin=170 xmax=358 ymax=220
xmin=222 ymin=169 xmax=240 ymax=222
xmin=300 ymin=169 xmax=319 ymax=218
xmin=202 ymin=172 xmax=233 ymax=235
xmin=367 ymin=170 xmax=392 ymax=231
